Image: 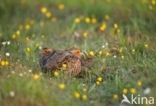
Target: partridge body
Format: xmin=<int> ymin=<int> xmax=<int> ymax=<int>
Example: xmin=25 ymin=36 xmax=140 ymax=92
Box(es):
xmin=39 ymin=48 xmax=82 ymax=76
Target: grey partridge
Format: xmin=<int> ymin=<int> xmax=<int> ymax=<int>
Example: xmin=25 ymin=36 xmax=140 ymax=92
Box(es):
xmin=39 ymin=48 xmax=82 ymax=76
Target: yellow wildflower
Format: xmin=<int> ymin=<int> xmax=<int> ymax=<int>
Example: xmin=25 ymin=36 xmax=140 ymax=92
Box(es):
xmin=89 ymin=51 xmax=95 ymax=57
xmin=83 ymin=88 xmax=87 ymax=92
xmin=58 ymin=83 xmax=66 ymax=90
xmin=130 ymin=88 xmax=136 ymax=94
xmin=123 ymin=88 xmax=128 ymax=94
xmin=16 ymin=30 xmax=20 ymax=36
xmin=83 ymin=32 xmax=88 ymax=38
xmin=25 ymin=24 xmax=30 ymax=30
xmin=73 ymin=91 xmax=80 ymax=99
xmin=41 ymin=7 xmax=47 ymax=13
xmin=91 ymin=17 xmax=97 ymax=24
xmin=100 ymin=23 xmax=107 ymax=32
xmin=62 ymin=63 xmax=67 ymax=69
xmin=85 ymin=17 xmax=91 ymax=24
xmin=152 ymin=0 xmax=156 ymax=5
xmin=114 ymin=23 xmax=118 ymax=29
xmin=112 ymin=94 xmax=119 ymax=100
xmin=74 ymin=17 xmax=81 ymax=24
xmin=121 ymin=55 xmax=124 ymax=59
xmin=97 ymin=76 xmax=103 ymax=82
xmin=58 ymin=3 xmax=65 ymax=10
xmin=144 ymin=43 xmax=148 ymax=48
xmin=99 ymin=51 xmax=102 ymax=55
xmin=119 ymin=48 xmax=123 ymax=53
xmin=106 ymin=52 xmax=110 ymax=56
xmin=132 ymin=49 xmax=135 ymax=53
xmin=26 ymin=47 xmax=31 ymax=52
xmin=1 ymin=60 xmax=5 ymax=66
xmin=46 ymin=12 xmax=52 ymax=18
xmin=104 ymin=14 xmax=110 ymax=20
xmin=12 ymin=34 xmax=16 ymax=39
xmin=82 ymin=94 xmax=88 ymax=100
xmin=137 ymin=80 xmax=142 ymax=87
xmin=33 ymin=74 xmax=40 ymax=80
xmin=54 ymin=71 xmax=59 ymax=77
xmin=5 ymin=60 xmax=9 ymax=66
xmin=96 ymin=81 xmax=100 ymax=85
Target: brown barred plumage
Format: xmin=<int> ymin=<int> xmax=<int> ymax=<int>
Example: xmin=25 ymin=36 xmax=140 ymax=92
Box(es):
xmin=39 ymin=48 xmax=83 ymax=76
xmin=63 ymin=55 xmax=81 ymax=76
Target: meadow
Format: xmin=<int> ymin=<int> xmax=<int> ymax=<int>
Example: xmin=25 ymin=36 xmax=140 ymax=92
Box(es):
xmin=0 ymin=0 xmax=156 ymax=106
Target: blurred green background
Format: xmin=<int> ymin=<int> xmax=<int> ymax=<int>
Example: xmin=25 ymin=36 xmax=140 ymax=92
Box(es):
xmin=0 ymin=0 xmax=156 ymax=106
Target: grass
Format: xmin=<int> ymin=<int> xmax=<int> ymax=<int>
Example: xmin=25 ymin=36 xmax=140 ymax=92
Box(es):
xmin=0 ymin=0 xmax=156 ymax=106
